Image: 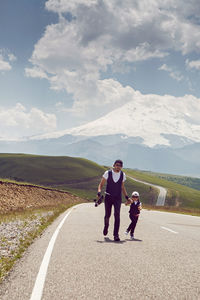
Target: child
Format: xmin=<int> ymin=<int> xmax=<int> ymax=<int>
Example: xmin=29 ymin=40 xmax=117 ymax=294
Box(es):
xmin=125 ymin=191 xmax=142 ymax=239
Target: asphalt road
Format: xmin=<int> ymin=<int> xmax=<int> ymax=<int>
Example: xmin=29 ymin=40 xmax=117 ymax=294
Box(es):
xmin=0 ymin=203 xmax=200 ymax=300
xmin=128 ymin=176 xmax=167 ymax=206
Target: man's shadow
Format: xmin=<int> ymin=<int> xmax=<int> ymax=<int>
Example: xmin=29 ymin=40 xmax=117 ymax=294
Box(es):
xmin=96 ymin=237 xmax=143 ymax=244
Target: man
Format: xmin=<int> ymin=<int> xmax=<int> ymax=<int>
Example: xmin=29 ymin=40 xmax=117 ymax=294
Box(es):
xmin=97 ymin=159 xmax=129 ymax=242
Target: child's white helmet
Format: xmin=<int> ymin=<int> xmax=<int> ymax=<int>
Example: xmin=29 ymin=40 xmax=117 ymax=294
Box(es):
xmin=132 ymin=191 xmax=139 ymax=197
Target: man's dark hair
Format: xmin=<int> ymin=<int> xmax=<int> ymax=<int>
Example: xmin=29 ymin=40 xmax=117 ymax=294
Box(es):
xmin=114 ymin=159 xmax=123 ymax=166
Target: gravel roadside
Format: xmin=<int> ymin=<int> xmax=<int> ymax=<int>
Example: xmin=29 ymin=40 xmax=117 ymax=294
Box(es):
xmin=0 ymin=181 xmax=85 ymax=282
xmin=0 ymin=211 xmax=54 ymax=258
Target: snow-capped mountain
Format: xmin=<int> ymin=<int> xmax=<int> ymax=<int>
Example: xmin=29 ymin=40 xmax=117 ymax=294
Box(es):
xmin=1 ymin=93 xmax=200 ymax=176
xmin=31 ymin=93 xmax=200 ymax=148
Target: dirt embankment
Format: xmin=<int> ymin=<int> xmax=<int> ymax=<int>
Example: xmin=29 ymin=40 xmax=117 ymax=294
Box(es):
xmin=0 ymin=181 xmax=84 ymax=213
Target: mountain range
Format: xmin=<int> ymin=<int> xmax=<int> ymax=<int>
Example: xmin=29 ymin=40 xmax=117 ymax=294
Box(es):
xmin=31 ymin=93 xmax=200 ymax=147
xmin=1 ymin=94 xmax=200 ymax=177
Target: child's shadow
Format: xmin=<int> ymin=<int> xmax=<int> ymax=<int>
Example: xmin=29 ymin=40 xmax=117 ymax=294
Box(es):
xmin=96 ymin=237 xmax=126 ymax=244
xmin=126 ymin=238 xmax=143 ymax=242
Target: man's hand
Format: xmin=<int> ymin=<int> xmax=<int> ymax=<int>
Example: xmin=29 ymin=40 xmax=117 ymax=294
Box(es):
xmin=97 ymin=192 xmax=101 ymax=198
xmin=125 ymin=198 xmax=133 ymax=206
xmin=94 ymin=194 xmax=104 ymax=207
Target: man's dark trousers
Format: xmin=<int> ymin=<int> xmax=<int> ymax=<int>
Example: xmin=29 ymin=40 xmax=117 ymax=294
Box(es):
xmin=104 ymin=194 xmax=121 ymax=237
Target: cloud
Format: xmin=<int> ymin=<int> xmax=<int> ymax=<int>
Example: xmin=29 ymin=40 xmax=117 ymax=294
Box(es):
xmin=159 ymin=64 xmax=184 ymax=81
xmin=25 ymin=67 xmax=48 ymax=79
xmin=26 ymin=0 xmax=200 ymax=117
xmin=45 ymin=0 xmax=200 ymax=54
xmin=0 ymin=50 xmax=17 ymax=72
xmin=186 ymin=59 xmax=200 ymax=70
xmin=0 ymin=54 xmax=12 ymax=71
xmin=124 ymin=43 xmax=168 ymax=62
xmin=69 ymin=78 xmax=138 ymax=117
xmin=8 ymin=53 xmax=17 ymax=62
xmin=55 ymin=101 xmax=63 ymax=107
xmin=0 ymin=103 xmax=57 ymax=140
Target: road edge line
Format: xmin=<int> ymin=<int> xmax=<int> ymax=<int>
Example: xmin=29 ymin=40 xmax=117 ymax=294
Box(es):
xmin=30 ymin=203 xmax=83 ymax=300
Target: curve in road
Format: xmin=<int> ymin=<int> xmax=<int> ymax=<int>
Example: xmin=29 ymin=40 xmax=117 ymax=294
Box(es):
xmin=128 ymin=176 xmax=167 ymax=206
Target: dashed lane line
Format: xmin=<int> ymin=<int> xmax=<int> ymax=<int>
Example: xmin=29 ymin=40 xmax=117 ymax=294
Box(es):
xmin=161 ymin=226 xmax=178 ymax=234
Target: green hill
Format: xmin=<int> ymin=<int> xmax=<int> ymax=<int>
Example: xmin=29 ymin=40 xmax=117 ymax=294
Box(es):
xmin=1 ymin=153 xmax=199 ymax=210
xmin=125 ymin=169 xmax=200 ymax=209
xmin=0 ymin=154 xmax=158 ymax=202
xmin=143 ymin=171 xmax=200 ymax=191
xmin=0 ymin=153 xmax=105 ymax=184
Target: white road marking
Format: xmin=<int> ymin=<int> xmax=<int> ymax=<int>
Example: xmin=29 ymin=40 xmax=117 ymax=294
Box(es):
xmin=30 ymin=204 xmax=81 ymax=300
xmin=161 ymin=226 xmax=178 ymax=234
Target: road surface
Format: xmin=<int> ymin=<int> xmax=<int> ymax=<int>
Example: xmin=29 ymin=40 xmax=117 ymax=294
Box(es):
xmin=128 ymin=176 xmax=167 ymax=206
xmin=0 ymin=203 xmax=199 ymax=300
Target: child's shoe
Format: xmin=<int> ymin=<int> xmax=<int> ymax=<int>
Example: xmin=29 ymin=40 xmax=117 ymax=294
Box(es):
xmin=125 ymin=230 xmax=129 ymax=236
xmin=130 ymin=234 xmax=134 ymax=240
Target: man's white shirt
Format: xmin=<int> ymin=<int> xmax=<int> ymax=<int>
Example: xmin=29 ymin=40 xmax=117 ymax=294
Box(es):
xmin=103 ymin=170 xmax=126 ymax=183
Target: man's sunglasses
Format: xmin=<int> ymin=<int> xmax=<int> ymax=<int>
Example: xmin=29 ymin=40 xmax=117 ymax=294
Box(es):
xmin=115 ymin=164 xmax=122 ymax=167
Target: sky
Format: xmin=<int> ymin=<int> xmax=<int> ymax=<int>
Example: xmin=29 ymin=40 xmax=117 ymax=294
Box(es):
xmin=1 ymin=0 xmax=200 ymax=140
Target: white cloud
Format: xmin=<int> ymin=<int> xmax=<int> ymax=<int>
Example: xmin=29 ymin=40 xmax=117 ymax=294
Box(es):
xmin=0 ymin=50 xmax=17 ymax=72
xmin=159 ymin=64 xmax=171 ymax=72
xmin=124 ymin=43 xmax=168 ymax=62
xmin=45 ymin=0 xmax=97 ymax=13
xmin=26 ymin=0 xmax=200 ymax=118
xmin=0 ymin=103 xmax=57 ymax=140
xmin=159 ymin=64 xmax=184 ymax=82
xmin=25 ymin=67 xmax=48 ymax=79
xmin=8 ymin=53 xmax=17 ymax=62
xmin=45 ymin=0 xmax=200 ymax=54
xmin=186 ymin=59 xmax=200 ymax=70
xmin=0 ymin=54 xmax=12 ymax=71
xmin=55 ymin=101 xmax=63 ymax=107
xmin=69 ymin=78 xmax=138 ymax=117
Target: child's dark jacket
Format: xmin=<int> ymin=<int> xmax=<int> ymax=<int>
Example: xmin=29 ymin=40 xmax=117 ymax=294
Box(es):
xmin=129 ymin=200 xmax=141 ymax=216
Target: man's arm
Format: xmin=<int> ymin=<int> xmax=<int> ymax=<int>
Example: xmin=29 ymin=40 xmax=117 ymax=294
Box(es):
xmin=121 ymin=181 xmax=128 ymax=198
xmin=97 ymin=177 xmax=106 ymax=195
xmin=122 ymin=182 xmax=132 ymax=205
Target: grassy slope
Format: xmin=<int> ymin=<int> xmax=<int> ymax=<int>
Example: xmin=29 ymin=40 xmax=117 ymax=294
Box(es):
xmin=63 ymin=177 xmax=159 ymax=203
xmin=1 ymin=153 xmax=200 ymax=209
xmin=144 ymin=171 xmax=200 ymax=191
xmin=0 ymin=154 xmax=158 ymax=203
xmin=125 ymin=169 xmax=200 ymax=209
xmin=0 ymin=153 xmax=105 ymax=184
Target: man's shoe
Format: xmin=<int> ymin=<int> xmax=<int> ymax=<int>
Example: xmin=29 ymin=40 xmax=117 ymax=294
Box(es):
xmin=125 ymin=230 xmax=129 ymax=236
xmin=130 ymin=234 xmax=134 ymax=240
xmin=103 ymin=226 xmax=108 ymax=236
xmin=114 ymin=236 xmax=120 ymax=242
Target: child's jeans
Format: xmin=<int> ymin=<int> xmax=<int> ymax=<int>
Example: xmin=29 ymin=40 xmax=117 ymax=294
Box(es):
xmin=127 ymin=214 xmax=139 ymax=235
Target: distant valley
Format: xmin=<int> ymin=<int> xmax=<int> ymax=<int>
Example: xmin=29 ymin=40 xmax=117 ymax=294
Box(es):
xmin=1 ymin=134 xmax=200 ymax=177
